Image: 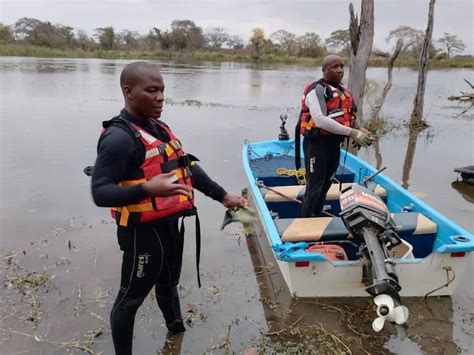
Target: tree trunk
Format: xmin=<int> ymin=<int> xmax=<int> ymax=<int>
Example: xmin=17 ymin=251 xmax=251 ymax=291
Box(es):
xmin=368 ymin=39 xmax=403 ymax=126
xmin=402 ymin=127 xmax=420 ymax=189
xmin=373 ymin=139 xmax=383 ymax=170
xmin=411 ymin=0 xmax=436 ymax=127
xmin=348 ymin=0 xmax=374 ymax=126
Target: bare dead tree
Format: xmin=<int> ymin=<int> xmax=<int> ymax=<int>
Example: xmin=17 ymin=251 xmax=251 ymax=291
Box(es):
xmin=448 ymin=79 xmax=474 ymax=116
xmin=373 ymin=139 xmax=383 ymax=170
xmin=347 ymin=0 xmax=374 ymax=126
xmin=464 ymin=79 xmax=474 ymax=90
xmin=402 ymin=127 xmax=420 ymax=189
xmin=448 ymin=78 xmax=474 ymax=102
xmin=411 ymin=0 xmax=436 ymax=128
xmin=368 ymin=39 xmax=403 ymax=127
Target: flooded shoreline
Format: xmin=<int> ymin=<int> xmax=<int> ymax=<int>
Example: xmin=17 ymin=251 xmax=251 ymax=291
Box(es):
xmin=1 ymin=57 xmax=472 ymax=353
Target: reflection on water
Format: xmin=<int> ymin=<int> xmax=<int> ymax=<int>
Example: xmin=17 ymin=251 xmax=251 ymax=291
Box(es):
xmin=451 ymin=180 xmax=474 ymax=204
xmin=402 ymin=127 xmax=421 ymax=189
xmin=160 ymin=333 xmax=184 ymax=355
xmin=373 ymin=139 xmax=383 ymax=170
xmin=100 ymin=62 xmax=118 ymax=74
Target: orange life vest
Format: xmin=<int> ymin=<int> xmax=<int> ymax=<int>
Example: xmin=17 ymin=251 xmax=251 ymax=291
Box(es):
xmin=109 ymin=118 xmax=195 ymax=227
xmin=299 ymin=79 xmax=356 ymax=137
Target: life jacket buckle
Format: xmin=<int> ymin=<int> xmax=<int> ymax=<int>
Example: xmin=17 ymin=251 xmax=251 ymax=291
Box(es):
xmin=157 ymin=143 xmax=167 ymax=155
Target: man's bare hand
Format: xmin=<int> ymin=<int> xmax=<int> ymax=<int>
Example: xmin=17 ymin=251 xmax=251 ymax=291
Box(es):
xmin=222 ymin=193 xmax=248 ymax=208
xmin=142 ymin=171 xmax=193 ymax=197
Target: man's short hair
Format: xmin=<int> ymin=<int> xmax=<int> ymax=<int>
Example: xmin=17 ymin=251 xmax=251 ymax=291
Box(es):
xmin=120 ymin=61 xmax=158 ymax=88
xmin=322 ymin=54 xmax=342 ymax=69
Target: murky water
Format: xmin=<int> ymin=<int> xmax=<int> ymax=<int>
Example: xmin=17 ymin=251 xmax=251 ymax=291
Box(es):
xmin=0 ymin=57 xmax=472 ymax=354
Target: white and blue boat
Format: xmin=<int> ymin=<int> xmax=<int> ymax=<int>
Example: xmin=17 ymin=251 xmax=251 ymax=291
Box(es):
xmin=242 ymin=138 xmax=473 ymax=304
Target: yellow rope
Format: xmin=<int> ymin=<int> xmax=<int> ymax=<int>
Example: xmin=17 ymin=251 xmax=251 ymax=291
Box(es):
xmin=276 ymin=168 xmax=307 ymax=185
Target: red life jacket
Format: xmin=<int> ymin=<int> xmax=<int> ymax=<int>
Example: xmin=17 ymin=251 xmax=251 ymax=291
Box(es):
xmin=299 ymin=79 xmax=356 ymax=137
xmin=109 ymin=118 xmax=195 ymax=227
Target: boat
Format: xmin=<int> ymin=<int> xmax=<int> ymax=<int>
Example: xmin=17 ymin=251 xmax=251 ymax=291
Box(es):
xmin=454 ymin=165 xmax=474 ymax=184
xmin=242 ymin=133 xmax=474 ymax=331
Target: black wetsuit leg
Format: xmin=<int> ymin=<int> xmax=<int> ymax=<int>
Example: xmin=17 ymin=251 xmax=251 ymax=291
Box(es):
xmin=153 ymin=220 xmax=184 ymax=326
xmin=301 ymin=137 xmax=341 ymax=217
xmin=110 ymin=219 xmax=183 ymax=355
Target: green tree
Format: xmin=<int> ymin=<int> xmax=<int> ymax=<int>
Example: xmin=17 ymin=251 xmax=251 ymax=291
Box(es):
xmin=94 ymin=26 xmax=116 ymax=50
xmin=387 ymin=26 xmax=438 ymax=59
xmin=250 ymin=27 xmax=266 ymax=57
xmin=169 ymin=20 xmax=205 ymax=50
xmin=14 ymin=17 xmax=43 ymax=43
xmin=0 ymin=22 xmax=14 ymax=43
xmin=118 ymin=29 xmax=140 ymax=50
xmin=157 ymin=30 xmax=173 ymax=50
xmin=387 ymin=26 xmax=423 ymax=54
xmin=325 ymin=29 xmax=351 ymax=55
xmin=54 ymin=25 xmax=75 ymax=48
xmin=13 ymin=17 xmax=75 ymax=48
xmin=145 ymin=27 xmax=161 ymax=51
xmin=270 ymin=29 xmax=297 ymax=55
xmin=226 ymin=35 xmax=244 ymax=50
xmin=76 ymin=29 xmax=95 ymax=50
xmin=437 ymin=32 xmax=465 ymax=58
xmin=297 ymin=32 xmax=324 ymax=57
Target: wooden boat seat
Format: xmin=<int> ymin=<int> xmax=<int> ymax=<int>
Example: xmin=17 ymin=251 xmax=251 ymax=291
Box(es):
xmin=275 ymin=212 xmax=437 ymax=242
xmin=261 ymin=183 xmax=387 ymax=202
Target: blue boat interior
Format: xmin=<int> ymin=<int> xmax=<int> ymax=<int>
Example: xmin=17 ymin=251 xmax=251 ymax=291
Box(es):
xmin=244 ymin=140 xmax=474 ymax=262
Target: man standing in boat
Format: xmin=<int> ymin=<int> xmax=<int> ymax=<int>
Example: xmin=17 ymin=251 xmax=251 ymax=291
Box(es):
xmin=90 ymin=61 xmax=247 ymax=354
xmin=296 ymin=54 xmax=374 ymax=217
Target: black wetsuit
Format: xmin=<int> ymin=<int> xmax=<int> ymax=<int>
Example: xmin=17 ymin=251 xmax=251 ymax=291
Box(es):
xmin=91 ymin=109 xmax=227 ymax=355
xmin=300 ymin=80 xmax=351 ymax=217
xmin=301 ymin=135 xmax=343 ymax=217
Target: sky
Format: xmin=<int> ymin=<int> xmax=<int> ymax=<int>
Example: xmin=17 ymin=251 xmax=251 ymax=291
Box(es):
xmin=1 ymin=0 xmax=473 ymax=54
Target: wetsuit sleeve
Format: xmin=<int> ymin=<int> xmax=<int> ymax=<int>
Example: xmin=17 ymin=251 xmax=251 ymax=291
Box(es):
xmin=189 ymin=164 xmax=227 ymax=203
xmin=305 ymin=84 xmax=353 ymax=136
xmin=91 ymin=127 xmax=148 ymax=207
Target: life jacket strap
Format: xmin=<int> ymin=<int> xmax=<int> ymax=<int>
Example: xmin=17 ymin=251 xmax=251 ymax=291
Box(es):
xmin=295 ymin=111 xmax=303 ymax=171
xmin=160 ymin=154 xmax=199 ymax=173
xmin=178 ymin=209 xmax=201 ymax=288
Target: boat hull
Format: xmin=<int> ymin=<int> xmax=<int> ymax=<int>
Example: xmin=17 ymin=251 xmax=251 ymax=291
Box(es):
xmin=249 ymin=193 xmax=466 ymax=297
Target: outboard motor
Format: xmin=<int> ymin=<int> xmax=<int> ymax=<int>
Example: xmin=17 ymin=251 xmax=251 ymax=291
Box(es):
xmin=278 ymin=113 xmax=290 ymax=141
xmin=339 ymin=184 xmax=409 ymax=332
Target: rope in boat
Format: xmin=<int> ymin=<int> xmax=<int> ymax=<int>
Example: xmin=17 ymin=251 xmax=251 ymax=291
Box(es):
xmin=423 ymin=265 xmax=456 ymax=299
xmin=276 ymin=167 xmax=307 ymax=185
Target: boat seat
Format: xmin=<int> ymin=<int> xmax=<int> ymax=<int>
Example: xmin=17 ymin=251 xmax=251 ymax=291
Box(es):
xmin=261 ymin=183 xmax=387 ymax=202
xmin=276 ymin=212 xmax=437 ymax=242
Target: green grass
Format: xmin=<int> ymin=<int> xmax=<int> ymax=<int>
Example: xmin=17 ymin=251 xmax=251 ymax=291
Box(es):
xmin=0 ymin=44 xmax=472 ymax=68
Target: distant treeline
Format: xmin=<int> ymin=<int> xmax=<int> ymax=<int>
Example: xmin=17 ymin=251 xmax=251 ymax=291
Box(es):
xmin=0 ymin=17 xmax=472 ymax=66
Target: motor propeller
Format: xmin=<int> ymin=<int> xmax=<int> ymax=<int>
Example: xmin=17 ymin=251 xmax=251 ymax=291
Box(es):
xmin=372 ymin=294 xmax=409 ymax=332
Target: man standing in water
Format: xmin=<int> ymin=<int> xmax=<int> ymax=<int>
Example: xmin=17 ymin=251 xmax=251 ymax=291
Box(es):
xmin=91 ymin=61 xmax=247 ymax=354
xmin=296 ymin=54 xmax=374 ymax=217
